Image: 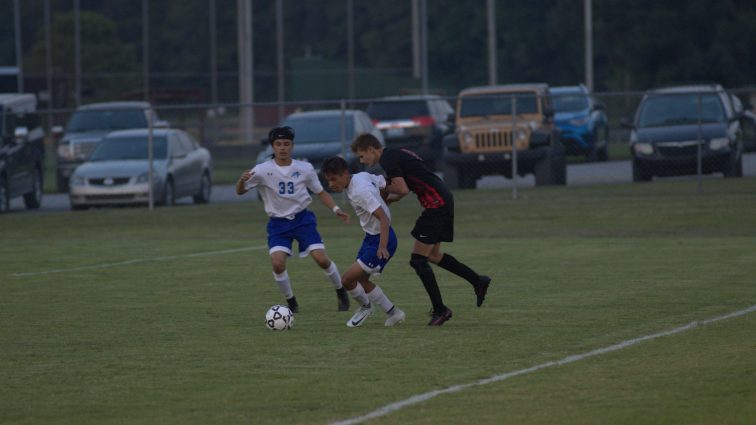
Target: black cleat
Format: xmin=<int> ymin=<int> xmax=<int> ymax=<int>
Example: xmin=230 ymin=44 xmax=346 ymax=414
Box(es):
xmin=286 ymin=296 xmax=299 ymax=314
xmin=336 ymin=287 xmax=350 ymax=312
xmin=428 ymin=308 xmax=453 ymax=326
xmin=475 ymin=275 xmax=491 ymax=307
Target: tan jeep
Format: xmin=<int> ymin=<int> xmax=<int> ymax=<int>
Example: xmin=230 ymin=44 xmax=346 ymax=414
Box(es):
xmin=441 ymin=83 xmax=566 ymax=188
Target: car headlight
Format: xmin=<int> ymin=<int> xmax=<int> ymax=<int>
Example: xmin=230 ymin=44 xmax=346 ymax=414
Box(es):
xmin=57 ymin=143 xmax=75 ymax=161
xmin=633 ymin=143 xmax=654 ymax=155
xmin=708 ymin=137 xmax=729 ymax=150
xmin=70 ymin=174 xmax=86 ymax=186
xmin=569 ymin=115 xmax=590 ymax=126
xmin=136 ymin=172 xmax=158 ymax=183
xmin=461 ymin=131 xmax=473 ymax=147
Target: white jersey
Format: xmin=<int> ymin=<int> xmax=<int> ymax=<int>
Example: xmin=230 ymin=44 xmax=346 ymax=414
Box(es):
xmin=346 ymin=172 xmax=391 ymax=235
xmin=244 ymin=158 xmax=324 ymax=219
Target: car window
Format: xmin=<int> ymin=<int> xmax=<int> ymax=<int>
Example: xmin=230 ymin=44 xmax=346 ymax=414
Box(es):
xmin=638 ymin=94 xmax=725 ymax=127
xmin=176 ymin=132 xmax=196 ymax=153
xmin=460 ymin=93 xmax=539 ymax=117
xmin=552 ymin=94 xmax=589 ymax=112
xmin=367 ymin=101 xmax=429 ymax=120
xmin=282 ymin=116 xmax=355 ymax=143
xmin=67 ymin=109 xmax=149 ymax=132
xmin=90 ymin=136 xmax=167 ymax=160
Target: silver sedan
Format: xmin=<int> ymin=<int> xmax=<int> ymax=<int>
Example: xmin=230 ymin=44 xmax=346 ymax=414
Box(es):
xmin=69 ymin=128 xmax=212 ymax=209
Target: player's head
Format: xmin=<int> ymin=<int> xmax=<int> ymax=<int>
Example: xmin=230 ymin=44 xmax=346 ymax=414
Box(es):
xmin=268 ymin=126 xmax=295 ymax=161
xmin=321 ymin=156 xmax=351 ymax=193
xmin=350 ymin=133 xmax=383 ymax=166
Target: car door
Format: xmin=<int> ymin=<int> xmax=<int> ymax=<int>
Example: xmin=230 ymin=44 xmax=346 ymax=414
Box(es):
xmin=178 ymin=131 xmax=203 ymax=193
xmin=2 ymin=112 xmax=32 ymax=197
xmin=167 ymin=133 xmax=192 ymax=197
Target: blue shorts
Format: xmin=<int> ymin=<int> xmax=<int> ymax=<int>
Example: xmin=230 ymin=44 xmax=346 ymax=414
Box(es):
xmin=356 ymin=227 xmax=398 ymax=276
xmin=267 ymin=210 xmax=325 ymax=257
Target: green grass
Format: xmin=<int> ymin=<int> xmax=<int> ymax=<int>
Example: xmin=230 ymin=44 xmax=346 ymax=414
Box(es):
xmin=2 ymin=179 xmax=756 ymax=425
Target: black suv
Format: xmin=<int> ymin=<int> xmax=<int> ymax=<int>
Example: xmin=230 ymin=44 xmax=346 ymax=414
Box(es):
xmin=366 ymin=94 xmax=454 ymax=169
xmin=625 ymin=84 xmax=745 ymax=182
xmin=52 ymin=101 xmax=167 ymax=192
xmin=0 ymin=94 xmax=45 ymax=213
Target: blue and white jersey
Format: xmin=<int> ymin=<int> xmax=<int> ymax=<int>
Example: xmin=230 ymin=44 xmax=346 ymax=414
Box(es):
xmin=244 ymin=159 xmax=324 ymax=219
xmin=346 ymin=172 xmax=390 ymax=235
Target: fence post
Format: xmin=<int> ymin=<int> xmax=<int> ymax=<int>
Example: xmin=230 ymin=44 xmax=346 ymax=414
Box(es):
xmin=148 ymin=107 xmax=154 ymax=210
xmin=511 ymin=94 xmax=518 ymax=200
xmin=696 ymin=93 xmax=702 ymax=194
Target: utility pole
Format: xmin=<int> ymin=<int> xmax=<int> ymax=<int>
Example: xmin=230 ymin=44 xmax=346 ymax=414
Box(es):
xmin=74 ymin=0 xmax=81 ymax=105
xmin=346 ymin=0 xmax=355 ymax=101
xmin=584 ymin=0 xmax=594 ymax=91
xmin=411 ymin=0 xmax=420 ymax=80
xmin=13 ymin=0 xmax=23 ymax=92
xmin=237 ymin=0 xmax=255 ymax=144
xmin=486 ymin=0 xmax=497 ymax=86
xmin=209 ymin=0 xmax=218 ymax=107
xmin=142 ymin=0 xmax=150 ymax=101
xmin=420 ymin=0 xmax=428 ymax=94
xmin=276 ymin=0 xmax=285 ymax=122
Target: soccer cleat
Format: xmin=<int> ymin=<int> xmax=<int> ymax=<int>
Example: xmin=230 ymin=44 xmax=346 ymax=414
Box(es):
xmin=428 ymin=308 xmax=453 ymax=326
xmin=384 ymin=307 xmax=406 ymax=327
xmin=336 ymin=287 xmax=350 ymax=312
xmin=286 ymin=296 xmax=299 ymax=314
xmin=347 ymin=304 xmax=373 ymax=327
xmin=475 ymin=275 xmax=491 ymax=307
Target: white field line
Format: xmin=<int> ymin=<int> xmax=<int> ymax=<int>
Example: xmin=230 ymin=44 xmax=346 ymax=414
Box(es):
xmin=8 ymin=245 xmax=268 ymax=277
xmin=329 ymin=304 xmax=756 ymax=425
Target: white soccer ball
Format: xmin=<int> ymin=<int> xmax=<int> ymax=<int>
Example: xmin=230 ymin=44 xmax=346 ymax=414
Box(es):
xmin=265 ymin=305 xmax=294 ymax=331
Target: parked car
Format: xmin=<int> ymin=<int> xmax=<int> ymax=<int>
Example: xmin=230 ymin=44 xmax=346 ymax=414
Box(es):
xmin=53 ymin=101 xmax=168 ymax=192
xmin=365 ymin=94 xmax=454 ymax=169
xmin=442 ymin=83 xmax=566 ymax=189
xmin=729 ymin=93 xmax=756 ymax=152
xmin=256 ymin=109 xmax=385 ymax=182
xmin=69 ymin=128 xmax=212 ymax=210
xmin=624 ymin=84 xmax=744 ymax=182
xmin=550 ymin=84 xmax=609 ymax=161
xmin=0 ymin=93 xmax=45 ymax=213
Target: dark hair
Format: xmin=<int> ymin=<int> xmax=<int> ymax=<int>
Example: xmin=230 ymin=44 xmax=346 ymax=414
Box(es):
xmin=321 ymin=156 xmax=349 ymax=176
xmin=350 ymin=133 xmax=382 ymax=152
xmin=268 ymin=126 xmax=295 ymax=144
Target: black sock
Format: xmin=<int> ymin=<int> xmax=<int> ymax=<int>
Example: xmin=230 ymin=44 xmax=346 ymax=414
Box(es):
xmin=438 ymin=253 xmax=479 ymax=287
xmin=410 ymin=254 xmax=446 ymax=312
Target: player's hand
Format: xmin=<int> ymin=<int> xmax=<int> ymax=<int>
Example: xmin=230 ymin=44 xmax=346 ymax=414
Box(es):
xmin=335 ymin=209 xmax=350 ymax=223
xmin=377 ymin=246 xmax=389 ymax=259
xmin=239 ymin=170 xmax=254 ymax=181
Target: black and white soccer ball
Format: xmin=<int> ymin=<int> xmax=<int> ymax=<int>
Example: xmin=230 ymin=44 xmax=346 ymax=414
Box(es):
xmin=265 ymin=305 xmax=294 ymax=331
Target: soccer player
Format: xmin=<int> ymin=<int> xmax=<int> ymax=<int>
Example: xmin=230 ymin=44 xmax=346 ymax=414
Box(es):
xmin=350 ymin=133 xmax=491 ymax=326
xmin=321 ymin=156 xmax=405 ymax=327
xmin=236 ymin=126 xmax=351 ymax=314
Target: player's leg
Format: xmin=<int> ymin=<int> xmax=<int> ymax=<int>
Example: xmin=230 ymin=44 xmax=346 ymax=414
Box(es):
xmin=310 ymin=248 xmax=350 ymax=311
xmin=341 ymin=264 xmax=374 ymax=327
xmin=410 ymin=239 xmax=452 ymax=326
xmin=269 ymin=250 xmax=299 ymax=313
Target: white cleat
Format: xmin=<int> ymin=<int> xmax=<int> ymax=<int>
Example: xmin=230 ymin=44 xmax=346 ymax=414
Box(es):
xmin=347 ymin=304 xmax=374 ymax=327
xmin=384 ymin=307 xmax=406 ymax=327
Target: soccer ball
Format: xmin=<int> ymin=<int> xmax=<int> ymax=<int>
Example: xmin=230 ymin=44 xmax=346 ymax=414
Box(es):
xmin=265 ymin=305 xmax=294 ymax=331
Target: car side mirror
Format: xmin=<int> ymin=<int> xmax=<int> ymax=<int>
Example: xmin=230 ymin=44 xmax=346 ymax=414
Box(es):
xmin=154 ymin=120 xmax=170 ymax=129
xmin=52 ymin=125 xmax=64 ymax=136
xmin=620 ymin=117 xmax=635 ymax=129
xmin=14 ymin=126 xmax=29 ymax=142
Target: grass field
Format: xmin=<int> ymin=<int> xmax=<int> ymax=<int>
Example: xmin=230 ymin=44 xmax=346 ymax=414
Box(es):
xmin=2 ymin=178 xmax=755 ymax=425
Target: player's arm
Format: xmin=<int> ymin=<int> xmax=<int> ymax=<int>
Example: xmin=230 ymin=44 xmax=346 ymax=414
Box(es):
xmin=236 ymin=169 xmax=254 ymax=195
xmin=316 ymin=190 xmax=350 ymax=223
xmin=371 ymin=206 xmax=391 ymax=259
xmin=384 ymin=176 xmax=409 ymax=203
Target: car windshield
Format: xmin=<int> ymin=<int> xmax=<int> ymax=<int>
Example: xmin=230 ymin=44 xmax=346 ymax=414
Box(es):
xmin=283 ymin=116 xmax=355 ymax=143
xmin=638 ymin=94 xmax=725 ymax=127
xmin=67 ymin=109 xmax=148 ymax=132
xmin=366 ymin=101 xmax=429 ymax=120
xmin=460 ymin=93 xmax=539 ymax=117
xmin=89 ymin=136 xmax=167 ymax=161
xmin=552 ymin=93 xmax=589 ymax=112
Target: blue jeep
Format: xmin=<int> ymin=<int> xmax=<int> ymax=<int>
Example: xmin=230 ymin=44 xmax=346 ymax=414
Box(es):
xmin=551 ymin=85 xmax=609 ymax=161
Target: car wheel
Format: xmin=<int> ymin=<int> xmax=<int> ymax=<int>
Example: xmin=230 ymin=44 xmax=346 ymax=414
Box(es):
xmin=442 ymin=162 xmax=462 ymax=189
xmin=193 ymin=172 xmax=212 ymax=204
xmin=162 ymin=179 xmax=175 ymax=206
xmin=722 ymin=152 xmax=742 ymax=178
xmin=56 ymin=171 xmax=69 ymax=193
xmin=23 ymin=167 xmax=43 ymax=209
xmin=0 ymin=175 xmax=9 ymax=214
xmin=589 ymin=127 xmax=610 ymax=162
xmin=71 ymin=203 xmax=88 ymax=211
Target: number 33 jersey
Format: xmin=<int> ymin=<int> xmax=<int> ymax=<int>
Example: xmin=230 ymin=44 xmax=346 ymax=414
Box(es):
xmin=244 ymin=158 xmax=324 ymax=219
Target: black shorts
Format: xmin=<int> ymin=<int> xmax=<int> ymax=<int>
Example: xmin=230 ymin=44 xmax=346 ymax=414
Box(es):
xmin=411 ymin=204 xmax=454 ymax=244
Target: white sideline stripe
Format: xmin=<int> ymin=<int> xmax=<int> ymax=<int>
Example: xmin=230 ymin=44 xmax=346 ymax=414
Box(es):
xmin=329 ymin=304 xmax=756 ymax=425
xmin=8 ymin=245 xmax=268 ymax=277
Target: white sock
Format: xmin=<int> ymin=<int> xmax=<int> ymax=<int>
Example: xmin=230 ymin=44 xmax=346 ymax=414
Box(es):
xmin=366 ymin=285 xmax=394 ymax=314
xmin=324 ymin=261 xmax=342 ymax=290
xmin=348 ymin=284 xmax=370 ymax=307
xmin=273 ymin=271 xmax=293 ymax=299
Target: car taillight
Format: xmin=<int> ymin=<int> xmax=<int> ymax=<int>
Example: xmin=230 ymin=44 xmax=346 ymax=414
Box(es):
xmin=411 ymin=116 xmax=435 ymax=127
xmin=371 ymin=119 xmax=379 ymax=125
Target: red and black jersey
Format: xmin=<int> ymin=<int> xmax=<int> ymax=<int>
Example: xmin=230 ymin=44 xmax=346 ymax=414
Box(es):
xmin=380 ymin=148 xmax=452 ymax=209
